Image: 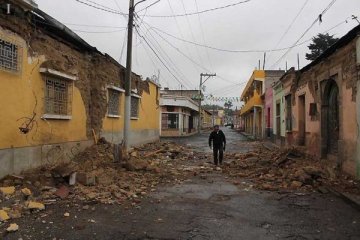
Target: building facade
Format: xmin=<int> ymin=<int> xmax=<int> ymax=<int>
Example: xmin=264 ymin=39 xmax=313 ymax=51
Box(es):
xmin=160 ymin=92 xmax=199 ymax=137
xmin=272 ymin=26 xmax=360 ymax=178
xmin=202 ymin=109 xmax=213 ymax=129
xmin=240 ymin=70 xmax=284 ymax=139
xmin=0 ymin=0 xmax=160 ymax=178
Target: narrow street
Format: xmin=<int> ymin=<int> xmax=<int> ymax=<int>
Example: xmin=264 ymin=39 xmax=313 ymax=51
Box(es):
xmin=3 ymin=128 xmax=359 ymax=240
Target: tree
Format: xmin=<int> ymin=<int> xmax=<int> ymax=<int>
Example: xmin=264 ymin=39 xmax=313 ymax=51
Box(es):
xmin=224 ymin=101 xmax=233 ymax=119
xmin=305 ymin=33 xmax=339 ymax=61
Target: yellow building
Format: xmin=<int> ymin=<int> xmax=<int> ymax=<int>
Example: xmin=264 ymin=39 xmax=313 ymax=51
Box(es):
xmin=240 ymin=70 xmax=285 ymax=139
xmin=240 ymin=70 xmax=265 ymax=139
xmin=202 ymin=109 xmax=213 ymax=129
xmin=0 ymin=0 xmax=160 ymax=178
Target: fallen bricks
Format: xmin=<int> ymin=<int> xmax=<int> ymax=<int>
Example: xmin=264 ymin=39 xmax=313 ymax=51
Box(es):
xmin=222 ymin=146 xmax=360 ymax=195
xmin=0 ymin=141 xmax=199 ymax=227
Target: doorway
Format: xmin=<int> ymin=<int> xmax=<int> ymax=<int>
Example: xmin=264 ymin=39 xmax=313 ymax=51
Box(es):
xmin=276 ymin=102 xmax=281 ymax=138
xmin=267 ymin=107 xmax=271 ymax=137
xmin=298 ymin=95 xmax=306 ymax=146
xmin=322 ymin=80 xmax=339 ymax=155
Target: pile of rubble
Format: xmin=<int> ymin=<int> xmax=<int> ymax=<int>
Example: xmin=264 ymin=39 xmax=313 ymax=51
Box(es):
xmin=223 ymin=146 xmax=360 ymax=194
xmin=0 ymin=140 xmax=197 ymax=230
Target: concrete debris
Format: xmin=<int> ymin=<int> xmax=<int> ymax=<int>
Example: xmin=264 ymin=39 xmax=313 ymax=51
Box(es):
xmin=26 ymin=201 xmax=45 ymax=210
xmin=0 ymin=141 xmax=196 ymax=225
xmin=6 ymin=223 xmax=19 ymax=232
xmin=0 ymin=209 xmax=10 ymax=221
xmin=0 ymin=186 xmax=15 ymax=195
xmin=55 ymin=186 xmax=70 ymax=199
xmin=21 ymin=188 xmax=32 ymax=196
xmin=223 ymin=146 xmax=360 ymax=194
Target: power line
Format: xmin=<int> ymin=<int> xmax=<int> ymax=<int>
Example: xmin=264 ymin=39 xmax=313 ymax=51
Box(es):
xmin=194 ymin=0 xmax=214 ymax=70
xmin=134 ymin=25 xmax=192 ymax=89
xmin=180 ymin=0 xmax=205 ymax=69
xmin=141 ymin=0 xmax=252 ymax=18
xmin=64 ymin=23 xmax=126 ymax=29
xmin=73 ymin=0 xmax=126 ymax=16
xmin=137 ymin=0 xmax=161 ymax=13
xmin=270 ymin=0 xmax=338 ymax=69
xmin=72 ymin=28 xmax=127 ymax=33
xmin=266 ymin=0 xmax=309 ymax=64
xmin=141 ymin=21 xmax=238 ymax=85
xmin=166 ymin=0 xmax=200 ymax=74
xmin=135 ymin=18 xmax=194 ymax=88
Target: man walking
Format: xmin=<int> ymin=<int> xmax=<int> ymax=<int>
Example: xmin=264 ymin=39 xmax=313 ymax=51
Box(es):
xmin=209 ymin=125 xmax=226 ymax=166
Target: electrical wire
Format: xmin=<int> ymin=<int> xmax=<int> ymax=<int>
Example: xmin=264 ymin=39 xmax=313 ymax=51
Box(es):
xmin=73 ymin=0 xmax=126 ymax=16
xmin=64 ymin=23 xmax=126 ymax=29
xmin=134 ymin=25 xmax=192 ymax=89
xmin=180 ymin=0 xmax=205 ymax=69
xmin=270 ymin=0 xmax=338 ymax=69
xmin=141 ymin=20 xmax=238 ymax=85
xmin=137 ymin=0 xmax=161 ymax=13
xmin=141 ymin=0 xmax=251 ymax=18
xmin=194 ymin=0 xmax=214 ymax=70
xmin=135 ymin=17 xmax=194 ymax=88
xmin=119 ymin=27 xmax=128 ymax=64
xmin=166 ymin=0 xmax=200 ymax=74
xmin=147 ymin=17 xmax=348 ymax=54
xmin=266 ymin=0 xmax=309 ymax=64
xmin=72 ymin=28 xmax=127 ymax=33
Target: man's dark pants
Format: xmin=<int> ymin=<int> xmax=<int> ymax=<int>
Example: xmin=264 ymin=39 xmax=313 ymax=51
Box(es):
xmin=213 ymin=145 xmax=223 ymax=165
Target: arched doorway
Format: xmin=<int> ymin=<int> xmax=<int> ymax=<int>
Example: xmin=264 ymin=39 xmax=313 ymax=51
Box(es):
xmin=322 ymin=79 xmax=339 ymax=156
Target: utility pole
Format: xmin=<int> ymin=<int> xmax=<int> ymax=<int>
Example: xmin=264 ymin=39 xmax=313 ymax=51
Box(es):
xmin=198 ymin=73 xmax=216 ymax=133
xmin=124 ymin=0 xmax=146 ymax=154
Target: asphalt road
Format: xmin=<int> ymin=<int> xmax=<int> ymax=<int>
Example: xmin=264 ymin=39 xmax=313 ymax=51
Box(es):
xmin=3 ymin=128 xmax=360 ymax=240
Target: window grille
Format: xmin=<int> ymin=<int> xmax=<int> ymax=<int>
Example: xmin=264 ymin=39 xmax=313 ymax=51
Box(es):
xmin=131 ymin=96 xmax=140 ymax=118
xmin=162 ymin=113 xmax=179 ymax=129
xmin=45 ymin=77 xmax=72 ymax=116
xmin=0 ymin=38 xmax=21 ymax=73
xmin=108 ymin=89 xmax=120 ymax=116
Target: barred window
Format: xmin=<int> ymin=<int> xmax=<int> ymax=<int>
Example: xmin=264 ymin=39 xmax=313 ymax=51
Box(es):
xmin=108 ymin=89 xmax=120 ymax=116
xmin=0 ymin=38 xmax=21 ymax=73
xmin=45 ymin=77 xmax=72 ymax=116
xmin=131 ymin=96 xmax=140 ymax=118
xmin=162 ymin=113 xmax=179 ymax=129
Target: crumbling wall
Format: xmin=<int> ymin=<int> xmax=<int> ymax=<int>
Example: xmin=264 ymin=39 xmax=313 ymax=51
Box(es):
xmin=0 ymin=4 xmax=149 ymax=138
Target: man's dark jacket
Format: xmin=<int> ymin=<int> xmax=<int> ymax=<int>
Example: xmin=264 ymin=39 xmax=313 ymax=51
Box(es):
xmin=209 ymin=130 xmax=226 ymax=148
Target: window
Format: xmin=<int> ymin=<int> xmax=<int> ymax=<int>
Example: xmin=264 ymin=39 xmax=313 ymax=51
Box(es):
xmin=44 ymin=77 xmax=72 ymax=117
xmin=162 ymin=113 xmax=179 ymax=129
xmin=108 ymin=89 xmax=120 ymax=117
xmin=285 ymin=95 xmax=292 ymax=131
xmin=0 ymin=38 xmax=21 ymax=73
xmin=131 ymin=95 xmax=140 ymax=119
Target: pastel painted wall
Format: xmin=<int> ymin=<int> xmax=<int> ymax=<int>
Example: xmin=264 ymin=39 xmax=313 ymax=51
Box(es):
xmin=101 ymin=82 xmax=160 ymax=145
xmin=265 ymin=86 xmax=273 ymax=136
xmin=273 ymin=84 xmax=285 ymax=138
xmin=0 ymin=29 xmax=88 ymax=150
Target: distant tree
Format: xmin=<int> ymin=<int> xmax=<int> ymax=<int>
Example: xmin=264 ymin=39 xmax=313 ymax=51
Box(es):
xmin=202 ymin=104 xmax=223 ymax=110
xmin=305 ymin=33 xmax=339 ymax=61
xmin=224 ymin=101 xmax=233 ymax=110
xmin=224 ymin=101 xmax=233 ymax=118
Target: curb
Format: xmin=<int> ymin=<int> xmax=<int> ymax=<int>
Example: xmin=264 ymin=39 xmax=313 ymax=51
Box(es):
xmin=327 ymin=187 xmax=360 ymax=211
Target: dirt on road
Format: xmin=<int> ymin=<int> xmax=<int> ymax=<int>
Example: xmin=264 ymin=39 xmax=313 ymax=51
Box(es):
xmin=0 ymin=130 xmax=359 ymax=239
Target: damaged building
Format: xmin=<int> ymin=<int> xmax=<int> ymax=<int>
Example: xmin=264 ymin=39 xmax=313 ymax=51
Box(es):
xmin=273 ymin=25 xmax=360 ymax=178
xmin=0 ymin=0 xmax=160 ymax=178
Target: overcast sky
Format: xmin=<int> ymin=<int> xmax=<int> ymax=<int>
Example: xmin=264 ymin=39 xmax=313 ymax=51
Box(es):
xmin=35 ymin=0 xmax=360 ymax=108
